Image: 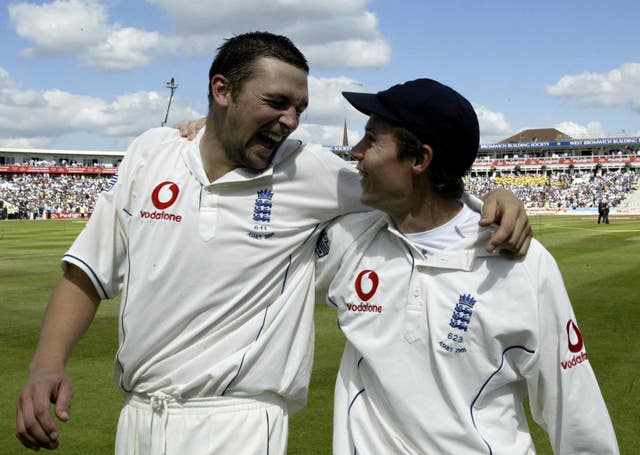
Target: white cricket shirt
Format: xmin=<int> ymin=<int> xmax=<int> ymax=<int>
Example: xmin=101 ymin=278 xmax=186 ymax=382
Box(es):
xmin=63 ymin=126 xmax=365 ymax=414
xmin=315 ymin=206 xmax=619 ymax=454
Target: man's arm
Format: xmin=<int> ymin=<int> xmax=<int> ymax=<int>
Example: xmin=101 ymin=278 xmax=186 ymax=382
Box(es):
xmin=16 ymin=264 xmax=101 ymax=451
xmin=528 ymin=251 xmax=619 ymax=454
xmin=478 ymin=188 xmax=532 ymax=257
xmin=176 ymin=120 xmax=532 ymax=257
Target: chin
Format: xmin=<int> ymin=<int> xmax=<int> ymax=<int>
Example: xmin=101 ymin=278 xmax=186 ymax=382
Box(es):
xmin=360 ymin=195 xmax=380 ymax=210
xmin=245 ymin=152 xmax=273 ymax=171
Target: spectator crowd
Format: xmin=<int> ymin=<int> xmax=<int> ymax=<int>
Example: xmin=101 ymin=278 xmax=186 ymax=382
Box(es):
xmin=465 ymin=169 xmax=639 ymax=210
xmin=1 ymin=168 xmax=639 ymax=220
xmin=0 ymin=173 xmax=111 ymax=219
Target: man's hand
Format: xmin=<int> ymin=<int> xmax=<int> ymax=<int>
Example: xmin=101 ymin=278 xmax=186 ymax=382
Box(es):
xmin=16 ymin=370 xmax=73 ymax=451
xmin=480 ymin=188 xmax=532 ymax=258
xmin=16 ymin=265 xmax=98 ymax=451
xmin=175 ymin=117 xmax=206 ymax=140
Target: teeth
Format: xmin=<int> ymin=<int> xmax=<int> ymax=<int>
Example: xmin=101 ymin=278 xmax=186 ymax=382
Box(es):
xmin=262 ymin=132 xmax=282 ymax=142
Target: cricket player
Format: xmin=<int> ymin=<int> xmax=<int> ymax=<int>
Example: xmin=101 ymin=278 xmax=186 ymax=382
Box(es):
xmin=16 ymin=33 xmax=531 ymax=454
xmin=315 ymin=79 xmax=619 ymax=454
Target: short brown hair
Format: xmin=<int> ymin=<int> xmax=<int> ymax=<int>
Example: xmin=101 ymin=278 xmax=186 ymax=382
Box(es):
xmin=207 ymin=31 xmax=309 ymax=111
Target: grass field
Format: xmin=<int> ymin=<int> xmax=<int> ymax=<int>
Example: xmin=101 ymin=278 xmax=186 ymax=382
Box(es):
xmin=1 ymin=217 xmax=639 ymax=454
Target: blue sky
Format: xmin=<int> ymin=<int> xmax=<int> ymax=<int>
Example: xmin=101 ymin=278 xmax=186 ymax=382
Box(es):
xmin=1 ymin=0 xmax=639 ymax=151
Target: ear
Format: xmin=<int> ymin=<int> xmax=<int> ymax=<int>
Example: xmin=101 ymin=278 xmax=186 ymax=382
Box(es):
xmin=210 ymin=74 xmax=232 ymax=108
xmin=412 ymin=144 xmax=433 ymax=175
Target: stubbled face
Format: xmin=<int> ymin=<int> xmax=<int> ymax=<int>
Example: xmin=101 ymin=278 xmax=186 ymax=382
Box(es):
xmin=350 ymin=115 xmax=415 ymax=214
xmin=220 ymin=57 xmax=308 ymax=171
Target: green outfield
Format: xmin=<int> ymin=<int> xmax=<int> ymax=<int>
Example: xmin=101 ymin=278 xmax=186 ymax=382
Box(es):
xmin=1 ymin=217 xmax=639 ymax=454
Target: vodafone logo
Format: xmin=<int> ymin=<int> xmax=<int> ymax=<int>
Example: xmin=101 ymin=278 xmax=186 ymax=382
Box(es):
xmin=151 ymin=181 xmax=179 ymax=210
xmin=566 ymin=319 xmax=584 ymax=353
xmin=355 ymin=269 xmax=379 ymax=301
xmin=561 ymin=319 xmax=588 ymax=370
xmin=140 ymin=181 xmax=183 ymax=223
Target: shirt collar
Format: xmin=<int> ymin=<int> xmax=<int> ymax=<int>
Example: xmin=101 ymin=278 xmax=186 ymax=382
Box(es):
xmin=383 ymin=215 xmax=497 ymax=271
xmin=182 ymin=127 xmax=302 ymax=186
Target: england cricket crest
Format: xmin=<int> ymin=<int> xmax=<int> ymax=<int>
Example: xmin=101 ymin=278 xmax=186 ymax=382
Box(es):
xmin=249 ymin=188 xmax=274 ymax=239
xmin=438 ymin=293 xmax=477 ymax=355
xmin=449 ymin=293 xmax=476 ymax=331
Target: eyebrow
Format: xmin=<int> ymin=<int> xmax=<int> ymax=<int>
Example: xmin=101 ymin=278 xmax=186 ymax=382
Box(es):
xmin=265 ymin=93 xmax=308 ymax=110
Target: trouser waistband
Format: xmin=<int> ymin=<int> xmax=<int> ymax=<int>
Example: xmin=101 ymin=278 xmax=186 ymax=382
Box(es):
xmin=126 ymin=392 xmax=285 ymax=413
xmin=122 ymin=392 xmax=286 ymax=455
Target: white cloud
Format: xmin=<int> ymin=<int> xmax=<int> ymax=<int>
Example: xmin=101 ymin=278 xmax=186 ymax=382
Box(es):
xmin=0 ymin=67 xmax=20 ymax=89
xmin=0 ymin=68 xmax=200 ymax=143
xmin=0 ymin=136 xmax=52 ymax=148
xmin=146 ymin=0 xmax=371 ymax=36
xmin=9 ymin=0 xmax=109 ymax=56
xmin=473 ymin=104 xmax=512 ymax=144
xmin=553 ymin=121 xmax=605 ymax=139
xmin=149 ymin=0 xmax=390 ymax=70
xmin=0 ymin=65 xmax=369 ymax=148
xmin=9 ymin=0 xmax=390 ymax=71
xmin=306 ymin=76 xmax=367 ymax=124
xmin=8 ymin=0 xmax=165 ymax=71
xmin=303 ymin=39 xmax=391 ymax=70
xmin=546 ymin=63 xmax=640 ymax=113
xmin=82 ymin=28 xmax=167 ymax=71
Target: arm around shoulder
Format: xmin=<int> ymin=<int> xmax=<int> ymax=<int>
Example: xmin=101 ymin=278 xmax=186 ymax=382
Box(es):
xmin=475 ymin=188 xmax=532 ymax=257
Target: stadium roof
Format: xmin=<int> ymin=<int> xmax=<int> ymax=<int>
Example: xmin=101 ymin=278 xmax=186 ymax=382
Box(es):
xmin=500 ymin=128 xmax=572 ymax=144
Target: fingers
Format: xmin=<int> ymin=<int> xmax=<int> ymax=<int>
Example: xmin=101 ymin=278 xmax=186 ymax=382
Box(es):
xmin=174 ymin=121 xmax=192 ymax=138
xmin=17 ymin=387 xmax=59 ymax=450
xmin=478 ymin=193 xmax=499 ymax=227
xmin=487 ymin=210 xmax=532 ymax=257
xmin=487 ymin=207 xmax=531 ymax=252
xmin=16 ymin=404 xmax=42 ymax=451
xmin=16 ymin=374 xmax=73 ymax=451
xmin=54 ymin=379 xmax=73 ymax=422
xmin=174 ymin=117 xmax=206 ymax=140
xmin=478 ymin=188 xmax=532 ymax=256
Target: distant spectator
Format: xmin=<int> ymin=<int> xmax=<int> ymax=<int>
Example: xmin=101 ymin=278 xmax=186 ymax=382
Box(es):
xmin=465 ymin=169 xmax=639 ymax=210
xmin=0 ymin=173 xmax=112 ymax=217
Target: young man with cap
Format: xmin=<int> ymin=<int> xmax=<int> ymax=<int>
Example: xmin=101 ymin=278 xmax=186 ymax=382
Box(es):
xmin=315 ymin=79 xmax=619 ymax=454
xmin=15 ymin=33 xmax=531 ymax=454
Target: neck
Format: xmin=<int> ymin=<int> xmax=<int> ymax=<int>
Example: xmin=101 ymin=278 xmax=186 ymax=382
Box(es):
xmin=199 ymin=115 xmax=231 ymax=182
xmin=390 ymin=188 xmax=463 ymax=234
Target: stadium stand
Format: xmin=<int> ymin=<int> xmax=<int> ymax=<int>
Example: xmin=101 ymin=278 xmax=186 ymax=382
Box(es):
xmin=0 ymin=173 xmax=111 ymax=219
xmin=464 ymin=169 xmax=639 ymax=212
xmin=2 ymin=130 xmax=640 ymax=219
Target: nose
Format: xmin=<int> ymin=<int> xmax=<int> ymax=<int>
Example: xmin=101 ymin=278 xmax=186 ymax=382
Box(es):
xmin=279 ymin=107 xmax=299 ymax=131
xmin=350 ymin=140 xmax=365 ymax=162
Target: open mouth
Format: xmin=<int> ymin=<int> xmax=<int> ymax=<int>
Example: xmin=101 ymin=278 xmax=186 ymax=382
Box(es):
xmin=256 ymin=131 xmax=283 ymax=152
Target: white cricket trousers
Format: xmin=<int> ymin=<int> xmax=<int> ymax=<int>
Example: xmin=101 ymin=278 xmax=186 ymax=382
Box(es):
xmin=115 ymin=393 xmax=288 ymax=455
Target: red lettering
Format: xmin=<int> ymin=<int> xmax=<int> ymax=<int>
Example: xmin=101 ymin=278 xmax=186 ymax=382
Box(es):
xmin=560 ymin=351 xmax=589 ymax=370
xmin=139 ymin=210 xmax=183 ymax=223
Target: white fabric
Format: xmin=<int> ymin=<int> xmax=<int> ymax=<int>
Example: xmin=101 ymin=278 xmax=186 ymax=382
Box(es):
xmin=115 ymin=393 xmax=287 ymax=455
xmin=403 ymin=202 xmax=477 ymax=256
xmin=63 ymin=126 xmax=365 ymax=417
xmin=315 ymin=205 xmax=619 ymax=454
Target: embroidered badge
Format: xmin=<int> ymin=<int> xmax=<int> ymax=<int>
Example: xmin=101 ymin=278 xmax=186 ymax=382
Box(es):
xmin=449 ymin=293 xmax=476 ymax=331
xmin=248 ymin=188 xmax=274 ymax=239
xmin=439 ymin=294 xmax=477 ymax=354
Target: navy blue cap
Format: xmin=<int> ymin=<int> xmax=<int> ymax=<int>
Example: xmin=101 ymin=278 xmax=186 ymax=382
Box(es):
xmin=342 ymin=78 xmax=479 ymax=176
